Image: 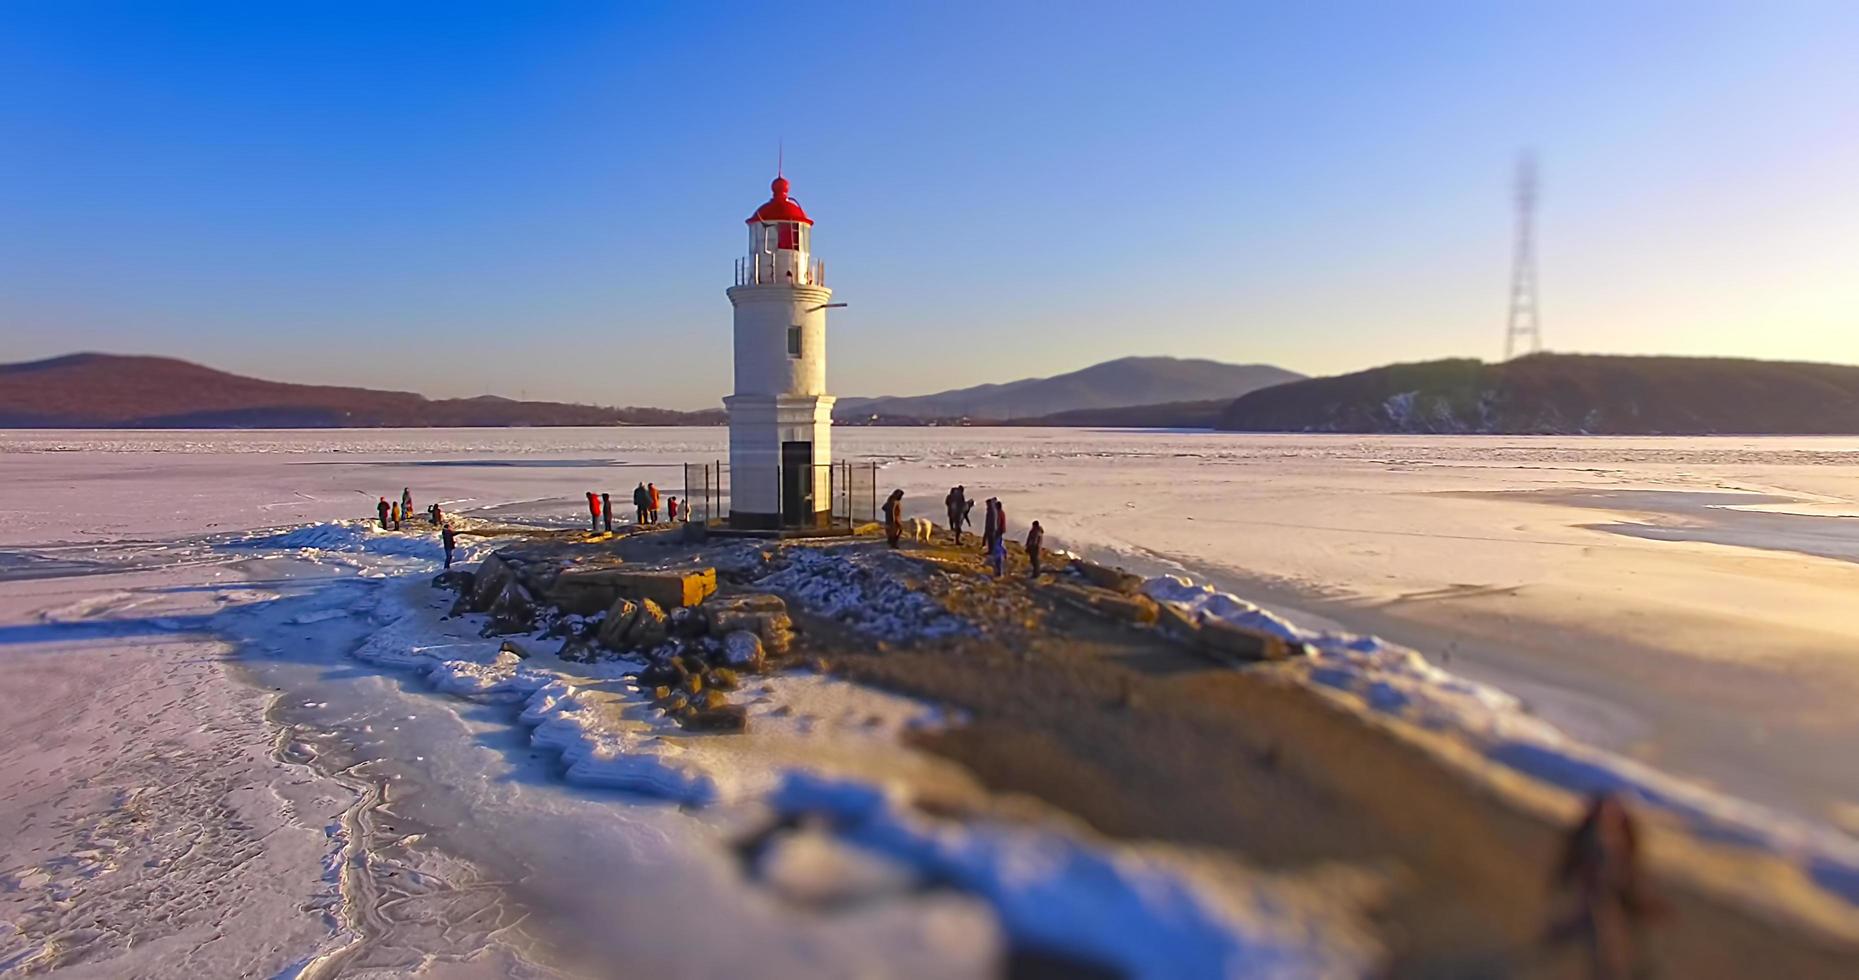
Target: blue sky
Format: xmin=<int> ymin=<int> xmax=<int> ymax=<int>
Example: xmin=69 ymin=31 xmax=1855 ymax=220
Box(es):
xmin=3 ymin=2 xmax=1855 ymax=408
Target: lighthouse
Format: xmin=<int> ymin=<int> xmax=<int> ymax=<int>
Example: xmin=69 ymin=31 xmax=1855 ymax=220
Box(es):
xmin=725 ymin=173 xmax=834 ymax=529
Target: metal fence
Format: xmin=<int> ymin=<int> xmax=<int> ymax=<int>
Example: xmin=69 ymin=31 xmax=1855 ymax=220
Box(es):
xmin=683 ymin=460 xmax=880 ymax=529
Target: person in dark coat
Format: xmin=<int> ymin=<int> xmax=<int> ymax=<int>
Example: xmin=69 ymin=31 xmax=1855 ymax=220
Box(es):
xmin=945 ymin=487 xmax=966 ymax=544
xmin=633 ymin=483 xmax=649 ymax=524
xmin=428 ymin=503 xmax=442 ymax=525
xmin=601 ymin=492 xmax=612 ymax=532
xmin=377 ymin=496 xmax=391 ymax=529
xmin=586 ymin=491 xmax=601 ymax=531
xmin=882 ymin=490 xmax=904 ymax=549
xmin=1025 ymin=520 xmax=1044 ymax=577
xmin=441 ymin=523 xmax=458 ymax=569
xmin=1546 ymin=792 xmax=1664 ymax=979
xmin=401 ymin=487 xmax=413 ymax=518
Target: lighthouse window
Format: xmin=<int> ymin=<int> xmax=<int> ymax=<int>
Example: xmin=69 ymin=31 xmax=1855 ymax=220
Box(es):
xmin=778 ymin=223 xmax=800 ymax=250
xmin=787 ymin=325 xmax=803 ymax=358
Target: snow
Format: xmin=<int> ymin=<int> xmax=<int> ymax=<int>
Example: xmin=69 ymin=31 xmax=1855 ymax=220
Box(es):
xmin=770 ymin=773 xmax=1379 ymax=980
xmin=752 ymin=545 xmax=973 ymax=641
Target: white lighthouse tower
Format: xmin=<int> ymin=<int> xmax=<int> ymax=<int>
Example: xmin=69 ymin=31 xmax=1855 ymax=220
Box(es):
xmin=725 ymin=172 xmax=834 ymax=529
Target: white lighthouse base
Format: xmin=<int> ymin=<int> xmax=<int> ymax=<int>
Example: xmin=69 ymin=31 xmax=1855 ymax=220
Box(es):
xmin=724 ymin=394 xmax=835 ymax=530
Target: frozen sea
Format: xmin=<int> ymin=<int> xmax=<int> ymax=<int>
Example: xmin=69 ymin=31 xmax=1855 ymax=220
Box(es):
xmin=3 ymin=426 xmax=1858 ymax=974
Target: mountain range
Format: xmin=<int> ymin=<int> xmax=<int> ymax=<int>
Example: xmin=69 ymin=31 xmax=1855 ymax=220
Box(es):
xmin=0 ymin=354 xmax=726 ymax=428
xmin=834 ymin=357 xmax=1303 ymax=422
xmin=1215 ymin=354 xmax=1859 ymax=434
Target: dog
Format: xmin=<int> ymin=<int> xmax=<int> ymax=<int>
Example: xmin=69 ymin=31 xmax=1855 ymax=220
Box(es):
xmin=908 ymin=517 xmax=934 ymax=544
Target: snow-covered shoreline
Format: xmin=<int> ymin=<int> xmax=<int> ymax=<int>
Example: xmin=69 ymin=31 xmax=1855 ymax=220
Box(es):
xmin=256 ymin=520 xmax=1382 ymax=977
xmin=1140 ymin=573 xmax=1859 ymax=921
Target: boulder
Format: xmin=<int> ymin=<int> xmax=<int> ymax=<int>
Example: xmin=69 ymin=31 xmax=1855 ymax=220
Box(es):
xmin=1196 ymin=618 xmax=1296 ymax=663
xmin=681 ymin=703 xmax=748 ymax=733
xmin=498 ymin=639 xmax=533 ymax=660
xmin=1073 ymin=559 xmax=1145 ymax=596
xmin=557 ymin=637 xmax=597 ymax=663
xmin=596 ymin=597 xmax=640 ymax=650
xmin=483 ymin=578 xmax=538 ymax=634
xmin=1044 ymin=581 xmax=1157 ymax=625
xmin=705 ymin=667 xmax=741 ymax=691
xmin=722 ymin=630 xmax=766 ymax=673
xmin=705 ymin=594 xmax=793 ymax=653
xmin=629 ymin=599 xmax=669 ymax=649
xmin=468 ymin=555 xmax=515 ymax=611
xmin=1153 ymin=600 xmax=1201 ymax=639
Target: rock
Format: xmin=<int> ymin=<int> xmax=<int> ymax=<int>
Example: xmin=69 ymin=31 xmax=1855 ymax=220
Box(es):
xmin=697 ymin=689 xmax=728 ymax=711
xmin=596 ymin=597 xmax=640 ymax=650
xmin=498 ymin=639 xmax=532 ymax=660
xmin=682 ymin=671 xmax=704 ymax=695
xmin=705 ymin=594 xmax=793 ymax=653
xmin=468 ymin=555 xmax=515 ymax=611
xmin=1044 ymin=581 xmax=1157 ymax=625
xmin=630 ymin=599 xmax=669 ymax=649
xmin=668 ymin=605 xmax=703 ymax=637
xmin=705 ymin=667 xmax=741 ymax=691
xmin=722 ymin=630 xmax=766 ymax=672
xmin=681 ymin=703 xmax=748 ymax=733
xmin=558 ymin=637 xmax=596 ymax=663
xmin=659 ymin=692 xmax=689 ymax=714
xmin=1196 ymin=618 xmax=1296 ymax=663
xmin=652 ymin=685 xmax=671 ymax=701
xmin=483 ymin=578 xmax=538 ymax=634
xmin=431 ymin=570 xmax=474 ymax=593
xmin=1073 ymin=559 xmax=1145 ymax=596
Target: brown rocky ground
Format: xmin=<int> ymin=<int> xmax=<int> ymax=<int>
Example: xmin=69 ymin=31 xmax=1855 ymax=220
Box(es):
xmin=483 ymin=522 xmax=1859 ymax=978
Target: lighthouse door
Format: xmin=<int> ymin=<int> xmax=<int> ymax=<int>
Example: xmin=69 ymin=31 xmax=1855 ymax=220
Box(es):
xmin=780 ymin=441 xmax=813 ymax=526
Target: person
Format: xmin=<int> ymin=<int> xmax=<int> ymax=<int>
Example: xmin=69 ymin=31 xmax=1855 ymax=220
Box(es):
xmin=648 ymin=483 xmax=661 ymax=523
xmin=428 ymin=502 xmax=442 ymax=526
xmin=601 ymin=492 xmax=612 ymax=532
xmin=980 ymin=498 xmax=999 ymax=553
xmin=1025 ymin=520 xmax=1044 ymax=577
xmin=401 ymin=487 xmax=413 ymax=518
xmin=944 ymin=486 xmax=966 ymax=544
xmin=586 ymin=491 xmax=601 ymax=531
xmin=391 ymin=500 xmax=401 ymax=530
xmin=1546 ymin=793 xmax=1663 ymax=980
xmin=667 ymin=496 xmax=680 ymax=522
xmin=377 ymin=496 xmax=391 ymax=529
xmin=441 ymin=523 xmax=457 ymax=569
xmin=633 ymin=482 xmax=649 ymax=525
xmin=989 ymin=522 xmax=1008 ymax=577
xmin=882 ymin=489 xmax=905 ymax=549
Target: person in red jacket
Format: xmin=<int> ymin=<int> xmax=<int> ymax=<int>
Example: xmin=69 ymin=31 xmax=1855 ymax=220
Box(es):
xmin=667 ymin=496 xmax=680 ymax=522
xmin=586 ymin=491 xmax=601 ymax=531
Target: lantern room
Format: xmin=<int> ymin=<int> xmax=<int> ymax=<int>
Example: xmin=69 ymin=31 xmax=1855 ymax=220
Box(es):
xmin=736 ymin=176 xmax=824 ymax=288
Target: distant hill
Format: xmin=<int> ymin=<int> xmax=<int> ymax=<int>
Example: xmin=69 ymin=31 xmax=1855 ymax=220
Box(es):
xmin=1217 ymin=354 xmax=1859 ymax=434
xmin=0 ymin=353 xmax=726 ymax=428
xmin=1006 ymin=398 xmax=1233 ymax=429
xmin=835 ymin=356 xmax=1302 ymax=423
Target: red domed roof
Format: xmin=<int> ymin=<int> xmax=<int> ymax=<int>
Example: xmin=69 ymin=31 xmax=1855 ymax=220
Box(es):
xmin=747 ymin=175 xmax=812 ymax=225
